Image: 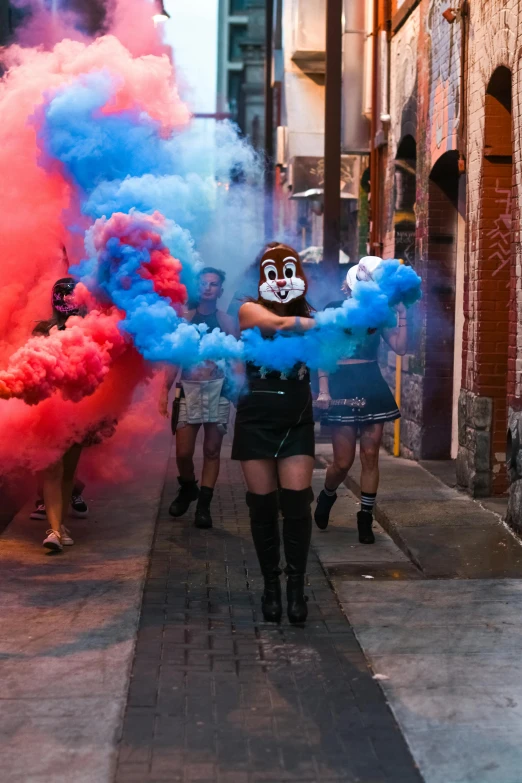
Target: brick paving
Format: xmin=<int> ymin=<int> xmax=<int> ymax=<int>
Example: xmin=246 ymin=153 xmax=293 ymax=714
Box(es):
xmin=115 ymin=445 xmax=422 ymax=783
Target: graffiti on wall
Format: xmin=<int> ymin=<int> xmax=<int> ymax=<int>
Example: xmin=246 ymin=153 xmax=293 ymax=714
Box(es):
xmin=489 ymin=181 xmax=512 ymax=282
xmin=426 ymin=0 xmax=461 ymax=165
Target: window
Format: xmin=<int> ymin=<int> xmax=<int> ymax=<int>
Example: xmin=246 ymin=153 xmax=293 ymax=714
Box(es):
xmin=230 ymin=0 xmax=247 ymax=13
xmin=229 ymin=24 xmax=247 ymax=62
xmin=227 ymin=71 xmax=243 ymax=121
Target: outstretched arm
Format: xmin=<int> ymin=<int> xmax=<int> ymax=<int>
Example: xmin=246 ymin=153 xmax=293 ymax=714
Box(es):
xmin=239 ymin=302 xmax=315 ymax=335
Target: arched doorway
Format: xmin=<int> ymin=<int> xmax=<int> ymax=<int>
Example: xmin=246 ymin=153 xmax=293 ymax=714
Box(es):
xmin=423 ymin=151 xmax=459 ymax=458
xmin=477 ymin=66 xmax=513 ymax=495
xmin=394 ymin=136 xmax=416 ymax=265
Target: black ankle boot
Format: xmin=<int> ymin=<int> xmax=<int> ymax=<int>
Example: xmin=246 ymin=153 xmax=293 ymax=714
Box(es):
xmin=195 ymin=486 xmax=213 ymax=529
xmin=280 ymin=487 xmax=313 ymax=625
xmin=247 ymin=491 xmax=282 ymax=623
xmin=357 ymin=509 xmax=375 ymax=544
xmin=169 ymin=477 xmax=199 ymax=517
xmin=314 ymin=489 xmax=337 ymax=530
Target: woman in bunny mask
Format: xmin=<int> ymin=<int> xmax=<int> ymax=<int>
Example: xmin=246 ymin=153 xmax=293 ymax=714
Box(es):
xmin=314 ymin=257 xmax=407 ymax=542
xmin=232 ymin=242 xmax=317 ymax=626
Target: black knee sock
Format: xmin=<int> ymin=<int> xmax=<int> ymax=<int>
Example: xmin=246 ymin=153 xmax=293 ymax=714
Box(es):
xmin=360 ymin=492 xmax=377 ymax=514
xmin=323 ymin=483 xmax=337 ymax=496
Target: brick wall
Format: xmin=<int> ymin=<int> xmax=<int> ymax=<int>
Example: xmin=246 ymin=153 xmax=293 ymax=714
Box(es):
xmin=383 ymin=0 xmax=461 ymax=460
xmin=462 ymin=1 xmax=521 ymax=497
xmin=383 ymin=0 xmax=522 ymax=505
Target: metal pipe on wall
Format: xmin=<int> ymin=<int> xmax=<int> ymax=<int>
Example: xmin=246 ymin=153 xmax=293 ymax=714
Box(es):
xmin=369 ymin=0 xmax=380 ymax=253
xmin=322 ymin=0 xmax=343 ymax=273
xmin=264 ymin=0 xmax=274 ymax=241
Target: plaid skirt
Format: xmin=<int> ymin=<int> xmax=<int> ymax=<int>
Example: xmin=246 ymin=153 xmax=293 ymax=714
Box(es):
xmin=320 ymin=361 xmax=400 ymax=427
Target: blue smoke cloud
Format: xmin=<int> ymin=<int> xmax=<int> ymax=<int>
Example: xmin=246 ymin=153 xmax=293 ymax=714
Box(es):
xmin=41 ymin=71 xmax=421 ymax=375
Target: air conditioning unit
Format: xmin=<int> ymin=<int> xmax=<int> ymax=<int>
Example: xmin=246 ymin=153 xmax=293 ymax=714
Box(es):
xmin=290 ymin=0 xmax=326 ymax=73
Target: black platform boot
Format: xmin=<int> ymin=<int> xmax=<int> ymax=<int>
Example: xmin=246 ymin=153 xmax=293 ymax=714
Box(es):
xmin=314 ymin=489 xmax=337 ymax=530
xmin=247 ymin=491 xmax=282 ymax=623
xmin=280 ymin=487 xmax=313 ymax=625
xmin=195 ymin=486 xmax=213 ymax=529
xmin=169 ymin=477 xmax=199 ymax=517
xmin=357 ymin=509 xmax=375 ymax=544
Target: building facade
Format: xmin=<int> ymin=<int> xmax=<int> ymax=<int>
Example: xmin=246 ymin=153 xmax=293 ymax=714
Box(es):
xmin=374 ymin=0 xmax=522 ymax=526
xmin=217 ymin=0 xmax=266 ymax=148
xmin=270 ymin=0 xmax=370 ymax=281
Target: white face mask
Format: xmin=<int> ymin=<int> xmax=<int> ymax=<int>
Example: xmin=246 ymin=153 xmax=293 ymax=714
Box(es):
xmin=259 ymin=257 xmax=307 ymax=304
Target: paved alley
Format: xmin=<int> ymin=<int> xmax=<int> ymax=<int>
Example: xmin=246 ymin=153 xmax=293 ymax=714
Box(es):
xmin=116 ymin=447 xmax=421 ymax=783
xmin=2 ymin=438 xmax=522 ymax=783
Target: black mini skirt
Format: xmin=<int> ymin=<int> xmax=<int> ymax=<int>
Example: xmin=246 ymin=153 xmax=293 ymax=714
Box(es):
xmin=321 ymin=361 xmax=400 ymax=427
xmin=232 ymin=379 xmax=315 ymax=461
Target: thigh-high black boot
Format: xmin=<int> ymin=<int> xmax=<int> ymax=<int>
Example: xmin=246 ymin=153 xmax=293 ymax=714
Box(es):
xmin=280 ymin=487 xmax=313 ymax=625
xmin=246 ymin=491 xmax=282 ymax=623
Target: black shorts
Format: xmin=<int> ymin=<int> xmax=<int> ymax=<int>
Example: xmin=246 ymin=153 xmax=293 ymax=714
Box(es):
xmin=232 ymin=379 xmax=315 ymax=461
xmin=321 ymin=361 xmax=400 ymax=427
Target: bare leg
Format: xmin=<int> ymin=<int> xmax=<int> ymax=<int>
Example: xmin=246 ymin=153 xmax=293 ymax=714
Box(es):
xmin=241 ymin=459 xmax=278 ymax=494
xmin=42 ymin=459 xmax=64 ymax=535
xmin=277 ymin=455 xmax=314 ymax=490
xmin=359 ymin=423 xmax=384 ymax=494
xmin=324 ymin=425 xmax=357 ymax=491
xmin=201 ymin=424 xmax=225 ymax=488
xmin=175 ymin=424 xmax=200 ymax=480
xmin=61 ymin=444 xmax=83 ymax=525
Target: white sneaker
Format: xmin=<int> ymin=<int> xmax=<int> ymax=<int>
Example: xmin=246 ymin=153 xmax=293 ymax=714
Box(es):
xmin=61 ymin=526 xmax=74 ymax=546
xmin=43 ymin=530 xmax=63 ymax=552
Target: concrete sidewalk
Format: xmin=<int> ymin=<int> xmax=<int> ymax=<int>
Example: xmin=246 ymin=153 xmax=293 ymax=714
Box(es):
xmin=0 ymin=431 xmax=171 ymax=783
xmin=316 ymin=445 xmax=522 ymax=578
xmin=312 ymin=446 xmax=522 ymax=783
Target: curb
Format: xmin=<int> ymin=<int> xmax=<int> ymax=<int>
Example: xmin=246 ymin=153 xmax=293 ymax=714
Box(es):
xmin=315 ymin=454 xmax=425 ymax=574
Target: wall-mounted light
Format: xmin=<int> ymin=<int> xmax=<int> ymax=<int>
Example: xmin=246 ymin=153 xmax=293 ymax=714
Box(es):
xmin=153 ymin=0 xmax=170 ymax=23
xmin=442 ymin=8 xmax=457 ymax=23
xmin=442 ymin=3 xmax=469 ymax=24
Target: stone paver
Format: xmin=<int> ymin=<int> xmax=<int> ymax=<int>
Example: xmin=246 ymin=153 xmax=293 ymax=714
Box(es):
xmin=116 ymin=446 xmax=422 ymax=783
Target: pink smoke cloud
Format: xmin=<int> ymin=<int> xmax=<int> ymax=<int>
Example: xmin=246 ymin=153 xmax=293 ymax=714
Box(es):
xmin=0 ymin=308 xmax=128 ymax=405
xmin=0 ymin=8 xmax=191 ymax=476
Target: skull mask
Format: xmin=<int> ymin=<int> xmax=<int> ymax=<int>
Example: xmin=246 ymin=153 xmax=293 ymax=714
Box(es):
xmin=52 ymin=278 xmax=79 ymax=316
xmin=258 ymin=245 xmax=307 ymax=305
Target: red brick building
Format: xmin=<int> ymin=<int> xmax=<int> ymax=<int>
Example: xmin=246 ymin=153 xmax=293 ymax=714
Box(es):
xmin=374 ymin=0 xmax=522 ymax=526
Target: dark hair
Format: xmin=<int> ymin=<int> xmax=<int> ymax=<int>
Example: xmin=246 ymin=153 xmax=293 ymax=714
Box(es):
xmin=247 ymin=241 xmax=315 ymax=317
xmin=199 ymin=267 xmax=226 ymax=285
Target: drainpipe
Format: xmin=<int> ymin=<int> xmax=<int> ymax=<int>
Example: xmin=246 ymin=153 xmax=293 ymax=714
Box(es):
xmin=322 ymin=0 xmax=343 ymax=275
xmin=457 ymin=0 xmax=469 ymax=173
xmin=369 ymin=0 xmax=380 ymax=254
xmin=264 ymin=0 xmax=274 ymax=240
xmin=393 ymin=259 xmax=405 ymax=457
